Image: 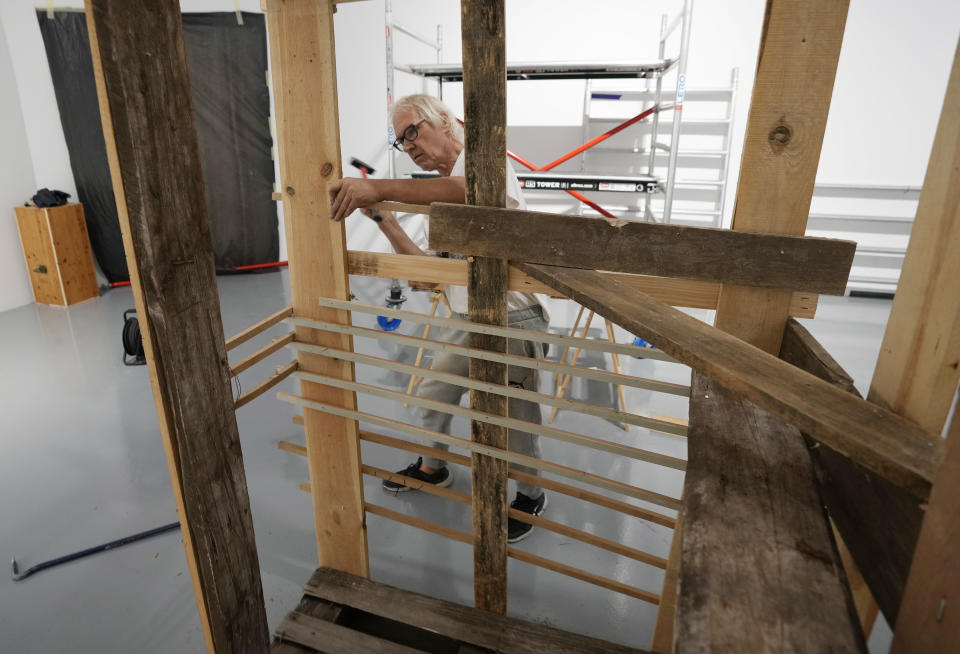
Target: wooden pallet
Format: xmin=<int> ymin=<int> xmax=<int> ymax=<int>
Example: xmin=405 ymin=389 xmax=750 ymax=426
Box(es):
xmin=272 ymin=567 xmax=646 ymax=654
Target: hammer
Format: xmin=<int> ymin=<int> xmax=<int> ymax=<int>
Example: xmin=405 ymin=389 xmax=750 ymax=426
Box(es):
xmin=349 ymin=157 xmax=382 ymax=222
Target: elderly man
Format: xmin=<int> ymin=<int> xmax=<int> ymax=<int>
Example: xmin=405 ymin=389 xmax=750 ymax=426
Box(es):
xmin=329 ymin=94 xmax=549 ymax=542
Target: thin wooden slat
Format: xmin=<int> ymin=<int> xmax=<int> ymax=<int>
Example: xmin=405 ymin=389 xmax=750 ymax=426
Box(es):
xmin=305 ymin=564 xmax=654 ymax=649
xmin=361 ymin=463 xmax=667 ymax=569
xmin=310 ymin=300 xmax=680 ymax=363
xmin=345 ymin=250 xmax=819 ymax=317
xmin=519 ymin=263 xmax=941 ymax=499
xmin=428 ymin=203 xmax=855 ymax=295
xmin=275 ymin=611 xmax=427 ymax=654
xmin=265 ymin=0 xmax=368 ymax=576
xmin=713 ymin=0 xmax=850 ymax=353
xmin=225 ymin=305 xmax=294 ymax=351
xmin=677 ymin=373 xmax=866 ymax=653
xmin=892 ymin=408 xmax=960 ymax=651
xmin=235 ymin=362 xmax=298 ymax=410
xmin=291 ymin=369 xmax=686 ymax=469
xmin=508 ymin=548 xmax=661 ymax=606
xmin=85 ymin=1 xmax=268 ymax=650
xmin=650 ymin=513 xmax=682 ymax=653
xmin=286 ymin=317 xmax=688 ymax=394
xmin=368 ymin=200 xmax=431 ymax=215
xmin=287 ymin=341 xmax=688 ymax=435
xmin=230 ymin=332 xmax=294 ymax=377
xmin=868 ymin=38 xmax=960 ymax=435
xmin=779 ymin=318 xmax=916 ymax=625
xmin=277 ymin=392 xmax=682 ymax=509
xmin=352 ymin=431 xmax=677 ymax=528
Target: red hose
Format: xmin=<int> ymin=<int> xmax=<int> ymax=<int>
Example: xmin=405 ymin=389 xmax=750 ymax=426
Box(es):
xmin=232 ymin=261 xmax=288 ymax=271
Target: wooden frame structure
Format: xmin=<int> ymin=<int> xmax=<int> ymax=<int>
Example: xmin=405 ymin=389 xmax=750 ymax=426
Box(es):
xmin=84 ymin=0 xmax=959 ymax=651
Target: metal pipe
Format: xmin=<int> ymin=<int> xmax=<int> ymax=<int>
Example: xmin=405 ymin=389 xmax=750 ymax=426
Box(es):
xmin=718 ymin=68 xmax=739 ymax=228
xmin=647 ymin=13 xmax=668 ymax=220
xmin=384 ymin=0 xmax=396 ymax=178
xmin=392 ymin=21 xmax=440 ymax=49
xmin=663 ymin=0 xmax=694 ymax=223
xmin=663 ymin=10 xmax=683 ymax=41
xmin=540 ymin=106 xmax=657 ymax=171
xmin=507 ymin=150 xmax=619 ymax=220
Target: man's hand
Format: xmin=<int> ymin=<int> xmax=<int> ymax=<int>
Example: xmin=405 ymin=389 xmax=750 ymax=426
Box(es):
xmin=328 ymin=178 xmax=382 ymax=222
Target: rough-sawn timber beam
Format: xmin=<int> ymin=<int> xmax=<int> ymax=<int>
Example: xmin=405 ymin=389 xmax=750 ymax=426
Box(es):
xmin=713 ymin=0 xmax=850 ymax=353
xmin=780 ymin=318 xmax=923 ymax=626
xmin=462 ymin=0 xmax=509 ymax=615
xmin=678 ymin=373 xmax=866 ymax=652
xmin=85 ymin=0 xmax=269 ymax=650
xmin=346 ymin=250 xmax=819 ymax=316
xmin=519 ymin=263 xmax=942 ymax=499
xmin=428 ymin=203 xmax=855 ymax=295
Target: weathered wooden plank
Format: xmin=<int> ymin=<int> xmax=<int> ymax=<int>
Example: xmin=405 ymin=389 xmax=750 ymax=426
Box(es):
xmin=345 ymin=250 xmax=819 ymax=317
xmin=519 ymin=263 xmax=941 ymax=498
xmin=265 ymin=0 xmax=368 ymax=575
xmin=892 ymin=409 xmax=960 ymax=652
xmin=271 ymin=595 xmax=344 ymax=654
xmin=868 ymin=39 xmax=960 ymax=435
xmin=304 ymin=567 xmax=647 ymax=653
xmin=274 ymin=611 xmax=427 ymax=654
xmin=462 ymin=0 xmax=509 ymax=615
xmin=677 ymin=373 xmax=866 ymax=653
xmin=714 ymin=0 xmax=850 ymax=352
xmin=85 ymin=1 xmax=269 ymax=651
xmin=428 ymin=203 xmax=855 ymax=295
xmin=780 ymin=318 xmax=922 ymax=625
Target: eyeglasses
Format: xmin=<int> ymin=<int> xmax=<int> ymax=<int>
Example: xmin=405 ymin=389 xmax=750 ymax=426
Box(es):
xmin=392 ymin=119 xmax=427 ymax=151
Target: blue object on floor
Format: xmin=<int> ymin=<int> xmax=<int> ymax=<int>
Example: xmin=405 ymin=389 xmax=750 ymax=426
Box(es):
xmin=377 ymin=314 xmax=402 ymax=331
xmin=632 ymin=335 xmax=656 ymax=358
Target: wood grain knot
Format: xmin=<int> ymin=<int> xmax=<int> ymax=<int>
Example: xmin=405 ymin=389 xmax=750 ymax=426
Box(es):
xmin=768 ymin=124 xmax=792 ymax=151
xmin=286 ymin=186 xmax=295 ymax=196
xmin=321 ymin=163 xmax=334 ymax=177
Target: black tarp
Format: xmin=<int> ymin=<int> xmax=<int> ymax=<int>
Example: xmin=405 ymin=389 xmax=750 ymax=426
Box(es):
xmin=37 ymin=11 xmax=277 ymax=281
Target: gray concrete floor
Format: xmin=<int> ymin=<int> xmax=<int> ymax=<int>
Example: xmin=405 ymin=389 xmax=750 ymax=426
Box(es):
xmin=0 ymin=271 xmax=894 ymax=652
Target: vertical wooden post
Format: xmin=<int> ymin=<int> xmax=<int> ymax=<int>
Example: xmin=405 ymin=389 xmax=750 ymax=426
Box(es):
xmin=888 ymin=38 xmax=960 ymax=653
xmin=892 ymin=408 xmax=960 ymax=652
xmin=868 ymin=39 xmax=960 ymax=435
xmin=265 ymin=0 xmax=368 ymax=576
xmin=462 ymin=0 xmax=509 ymax=614
xmin=85 ymin=1 xmax=269 ymax=651
xmin=713 ymin=0 xmax=849 ymax=353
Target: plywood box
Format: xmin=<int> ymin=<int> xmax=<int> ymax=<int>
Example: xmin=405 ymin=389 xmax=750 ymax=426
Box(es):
xmin=14 ymin=204 xmax=99 ymax=306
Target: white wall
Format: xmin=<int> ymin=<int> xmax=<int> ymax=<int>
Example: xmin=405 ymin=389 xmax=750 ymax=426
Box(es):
xmin=1 ymin=0 xmax=957 ymax=307
xmin=0 ymin=11 xmax=37 ymax=312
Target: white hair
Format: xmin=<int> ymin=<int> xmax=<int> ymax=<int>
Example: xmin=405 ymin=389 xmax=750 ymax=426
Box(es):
xmin=391 ymin=94 xmax=464 ymax=145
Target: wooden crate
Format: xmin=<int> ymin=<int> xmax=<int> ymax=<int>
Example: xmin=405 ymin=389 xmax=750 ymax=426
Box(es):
xmin=14 ymin=203 xmax=99 ymax=306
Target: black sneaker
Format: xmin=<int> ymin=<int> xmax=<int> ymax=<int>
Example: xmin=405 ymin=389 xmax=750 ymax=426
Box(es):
xmin=381 ymin=457 xmax=453 ymax=492
xmin=507 ymin=492 xmax=548 ymax=543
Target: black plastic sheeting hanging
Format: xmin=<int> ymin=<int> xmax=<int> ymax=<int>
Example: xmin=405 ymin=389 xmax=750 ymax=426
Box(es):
xmin=37 ymin=11 xmax=277 ymax=282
